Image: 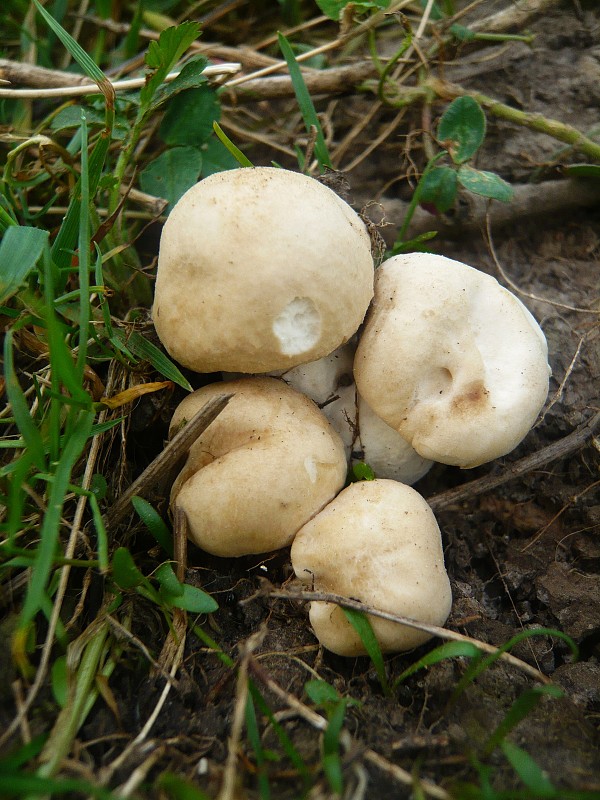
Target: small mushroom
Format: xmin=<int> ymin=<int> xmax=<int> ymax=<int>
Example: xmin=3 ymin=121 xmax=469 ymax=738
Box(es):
xmin=354 ymin=252 xmax=551 ymax=468
xmin=276 ymin=342 xmax=433 ymax=484
xmin=169 ymin=377 xmax=347 ymax=557
xmin=153 ymin=167 xmax=374 ymax=374
xmin=291 ymin=479 xmax=452 ymax=656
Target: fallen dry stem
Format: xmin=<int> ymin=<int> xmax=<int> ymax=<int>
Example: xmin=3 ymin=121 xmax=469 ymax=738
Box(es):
xmin=371 ymin=179 xmax=600 ymax=248
xmin=0 ymin=64 xmax=240 ymax=99
xmin=427 ymin=411 xmax=600 ymax=512
xmin=104 ymin=393 xmax=232 ymax=528
xmin=251 ymin=588 xmax=551 ymax=684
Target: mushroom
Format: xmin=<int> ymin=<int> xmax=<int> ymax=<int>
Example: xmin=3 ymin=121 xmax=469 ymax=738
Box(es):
xmin=274 ymin=342 xmax=433 ymax=484
xmin=153 ymin=167 xmax=374 ymax=374
xmin=291 ymin=479 xmax=452 ymax=656
xmin=354 ymin=252 xmax=551 ymax=468
xmin=169 ymin=377 xmax=347 ymax=557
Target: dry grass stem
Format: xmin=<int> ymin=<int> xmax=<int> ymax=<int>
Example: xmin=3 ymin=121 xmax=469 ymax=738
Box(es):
xmin=0 ymin=64 xmax=241 ymax=99
xmin=105 ymin=393 xmax=232 ymax=528
xmin=427 ymin=411 xmax=600 ymax=512
xmin=257 ymin=588 xmax=553 ymax=685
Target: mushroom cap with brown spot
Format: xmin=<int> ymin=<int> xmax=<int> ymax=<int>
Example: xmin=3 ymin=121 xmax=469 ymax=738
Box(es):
xmin=291 ymin=479 xmax=452 ymax=656
xmin=354 ymin=253 xmax=551 ymax=468
xmin=153 ymin=167 xmax=374 ymax=373
xmin=170 ymin=377 xmax=348 ymax=557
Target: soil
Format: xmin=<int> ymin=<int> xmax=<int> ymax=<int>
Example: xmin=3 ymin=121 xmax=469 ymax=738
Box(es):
xmin=4 ymin=2 xmax=599 ymax=798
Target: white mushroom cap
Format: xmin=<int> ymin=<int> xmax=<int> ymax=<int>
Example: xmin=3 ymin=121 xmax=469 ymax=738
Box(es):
xmin=169 ymin=377 xmax=347 ymax=557
xmin=277 ymin=342 xmax=433 ymax=484
xmin=354 ymin=253 xmax=551 ymax=468
xmin=291 ymin=479 xmax=452 ymax=656
xmin=153 ymin=167 xmax=374 ymax=373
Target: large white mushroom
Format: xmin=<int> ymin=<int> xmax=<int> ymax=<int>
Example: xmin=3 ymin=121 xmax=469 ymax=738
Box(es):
xmin=354 ymin=253 xmax=551 ymax=468
xmin=153 ymin=167 xmax=374 ymax=374
xmin=291 ymin=479 xmax=452 ymax=656
xmin=169 ymin=377 xmax=347 ymax=557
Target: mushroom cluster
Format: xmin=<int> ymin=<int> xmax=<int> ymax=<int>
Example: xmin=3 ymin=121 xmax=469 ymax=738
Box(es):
xmin=154 ymin=167 xmax=551 ymax=657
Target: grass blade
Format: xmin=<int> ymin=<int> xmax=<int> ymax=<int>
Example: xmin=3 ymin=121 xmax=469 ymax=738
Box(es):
xmin=245 ymin=692 xmax=271 ymax=799
xmin=212 ymin=121 xmax=254 ymax=167
xmin=483 ymin=684 xmax=563 ymax=757
xmin=500 ymin=741 xmax=556 ymax=796
xmin=0 ymin=226 xmax=48 ymax=305
xmin=17 ymin=410 xmax=94 ymax=634
xmin=132 ymin=496 xmax=174 ymax=558
xmin=393 ymin=640 xmax=483 ymax=688
xmin=342 ymin=607 xmax=389 ymax=695
xmin=110 ymin=328 xmax=193 ymax=391
xmin=33 ymin=0 xmax=110 ymax=87
xmin=3 ymin=331 xmax=47 ymax=472
xmin=278 ymin=33 xmax=331 ymax=172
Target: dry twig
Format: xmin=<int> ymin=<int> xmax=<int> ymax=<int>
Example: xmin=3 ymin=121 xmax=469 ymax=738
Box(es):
xmin=104 ymin=393 xmax=232 ymax=529
xmin=249 ymin=587 xmax=552 ymax=684
xmin=427 ymin=411 xmax=600 ymax=512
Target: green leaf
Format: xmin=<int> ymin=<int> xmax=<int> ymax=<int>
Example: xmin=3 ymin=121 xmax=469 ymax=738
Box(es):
xmin=151 ymin=55 xmax=209 ymax=111
xmin=351 ymin=462 xmax=376 ymax=482
xmin=342 ymin=608 xmax=389 ymax=695
xmin=501 ymin=741 xmax=556 ymax=796
xmin=139 ymin=146 xmax=203 ymax=212
xmin=245 ymin=694 xmax=271 ymax=799
xmin=51 ymin=654 xmax=68 ymax=708
xmin=438 ymin=96 xmax=486 ymax=164
xmin=278 ymin=32 xmax=331 ymax=172
xmin=305 ymin=679 xmax=342 ymax=709
xmin=393 ymin=640 xmax=483 ymax=688
xmin=160 ymin=85 xmax=220 ymax=146
xmin=0 ymin=226 xmax=48 ymax=305
xmin=457 ymin=164 xmax=514 ymax=202
xmin=157 ymin=772 xmax=211 ymax=800
xmin=249 ymin=684 xmax=310 ymax=784
xmin=165 ymin=584 xmax=218 ymax=613
xmin=110 ymin=328 xmax=193 ymax=391
xmin=315 ymin=0 xmax=389 ymax=20
xmin=51 ymin=106 xmax=128 ymax=139
xmin=132 ymin=496 xmax=173 ymax=557
xmin=391 ymin=229 xmax=438 ymax=255
xmin=111 ymin=547 xmax=146 ymax=589
xmin=419 ymin=165 xmax=458 ymax=213
xmin=141 ymin=22 xmax=201 ymax=108
xmin=212 ymin=122 xmax=254 ymax=167
xmin=155 ymin=563 xmax=184 ymax=597
xmin=564 ymin=163 xmax=600 ymax=179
